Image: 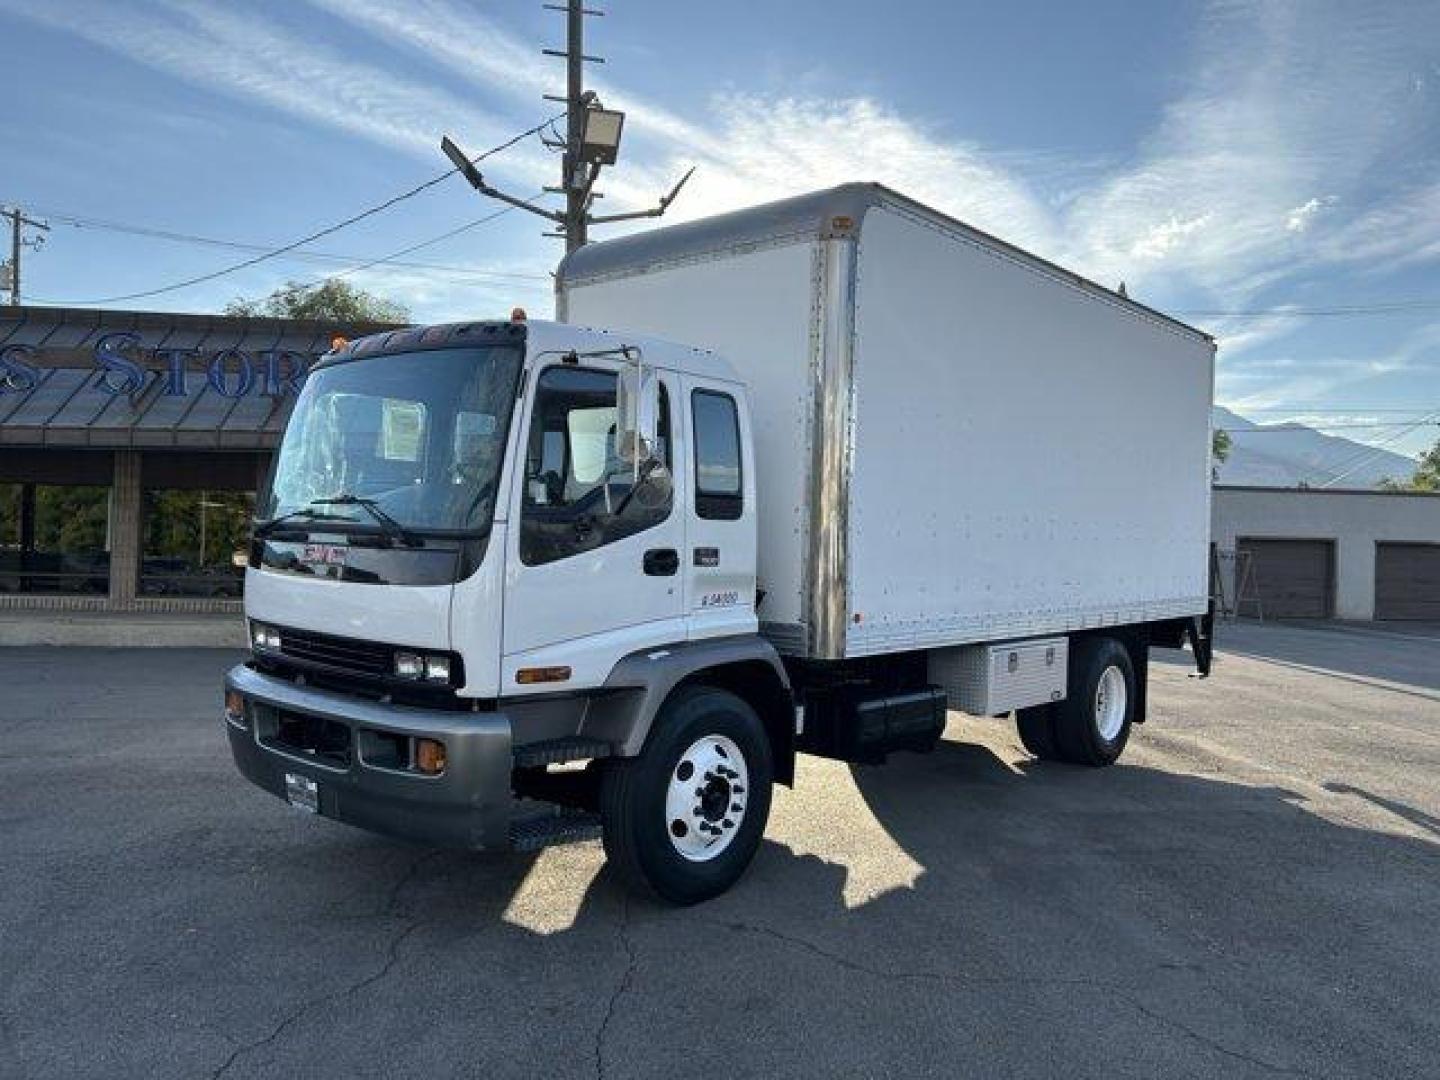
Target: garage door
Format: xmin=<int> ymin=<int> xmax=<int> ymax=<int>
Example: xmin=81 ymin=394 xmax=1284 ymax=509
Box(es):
xmin=1236 ymin=538 xmax=1334 ymax=618
xmin=1375 ymin=543 xmax=1440 ymax=621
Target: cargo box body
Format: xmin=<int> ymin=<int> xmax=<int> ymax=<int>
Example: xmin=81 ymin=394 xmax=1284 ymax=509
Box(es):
xmin=558 ymin=184 xmax=1215 ymax=661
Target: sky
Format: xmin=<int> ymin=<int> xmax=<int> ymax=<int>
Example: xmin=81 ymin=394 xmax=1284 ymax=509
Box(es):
xmin=2 ymin=0 xmax=1438 ymax=458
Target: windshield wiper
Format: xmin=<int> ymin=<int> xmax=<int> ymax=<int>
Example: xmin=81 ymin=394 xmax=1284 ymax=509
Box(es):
xmin=253 ymin=506 xmax=349 ymax=538
xmin=310 ymin=495 xmax=422 ymax=547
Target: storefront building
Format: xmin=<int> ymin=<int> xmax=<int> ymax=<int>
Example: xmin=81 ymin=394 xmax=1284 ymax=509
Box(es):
xmin=0 ymin=305 xmax=397 ymax=613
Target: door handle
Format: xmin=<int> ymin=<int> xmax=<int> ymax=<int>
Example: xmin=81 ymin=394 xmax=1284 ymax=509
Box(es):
xmin=643 ymin=548 xmax=680 ymax=576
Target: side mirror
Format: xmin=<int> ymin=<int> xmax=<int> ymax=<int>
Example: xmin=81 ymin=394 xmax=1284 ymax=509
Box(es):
xmin=616 ymin=362 xmax=661 ymax=472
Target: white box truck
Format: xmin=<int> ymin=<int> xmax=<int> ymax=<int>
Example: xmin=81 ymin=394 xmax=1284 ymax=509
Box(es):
xmin=225 ymin=183 xmax=1215 ymax=904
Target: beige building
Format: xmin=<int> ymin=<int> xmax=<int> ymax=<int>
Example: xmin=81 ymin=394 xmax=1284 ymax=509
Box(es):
xmin=1212 ymin=485 xmax=1440 ymax=621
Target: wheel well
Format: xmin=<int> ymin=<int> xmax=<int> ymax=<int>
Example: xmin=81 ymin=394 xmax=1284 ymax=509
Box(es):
xmin=676 ymin=662 xmax=796 ymax=786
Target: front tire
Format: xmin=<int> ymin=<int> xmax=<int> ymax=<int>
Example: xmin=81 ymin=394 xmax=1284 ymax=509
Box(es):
xmin=600 ymin=686 xmax=773 ymax=905
xmin=1052 ymin=637 xmax=1136 ymax=767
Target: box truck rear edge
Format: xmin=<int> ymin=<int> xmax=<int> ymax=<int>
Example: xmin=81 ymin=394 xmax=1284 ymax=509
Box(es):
xmin=226 ymin=183 xmax=1215 ymax=904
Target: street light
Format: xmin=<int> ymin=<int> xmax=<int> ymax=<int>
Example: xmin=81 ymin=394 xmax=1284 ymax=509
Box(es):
xmin=579 ymin=106 xmax=624 ymax=166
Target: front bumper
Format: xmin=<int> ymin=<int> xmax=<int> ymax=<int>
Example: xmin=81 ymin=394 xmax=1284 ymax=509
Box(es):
xmin=224 ymin=663 xmax=513 ymax=849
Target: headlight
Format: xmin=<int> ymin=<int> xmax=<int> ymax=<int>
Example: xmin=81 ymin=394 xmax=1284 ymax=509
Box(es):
xmin=250 ymin=622 xmax=281 ymax=650
xmin=394 ymin=651 xmax=454 ymax=684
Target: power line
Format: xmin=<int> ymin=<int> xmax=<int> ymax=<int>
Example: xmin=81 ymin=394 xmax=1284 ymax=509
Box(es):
xmin=1220 ymin=421 xmax=1440 ymax=433
xmin=1318 ymin=409 xmax=1440 ymax=487
xmin=250 ymin=193 xmax=549 ymax=304
xmin=28 ymin=113 xmax=562 ymax=306
xmin=25 ymin=207 xmax=549 ymax=283
xmin=1234 ymin=406 xmax=1436 ymax=414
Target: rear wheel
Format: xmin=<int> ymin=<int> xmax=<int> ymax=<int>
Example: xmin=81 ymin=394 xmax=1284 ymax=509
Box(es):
xmin=1052 ymin=637 xmax=1136 ymax=767
xmin=601 ymin=686 xmax=773 ymax=905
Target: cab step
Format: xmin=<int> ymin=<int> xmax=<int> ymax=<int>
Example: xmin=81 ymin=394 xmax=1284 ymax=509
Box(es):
xmin=509 ymin=810 xmax=603 ymax=852
xmin=513 ymin=736 xmax=613 ymax=769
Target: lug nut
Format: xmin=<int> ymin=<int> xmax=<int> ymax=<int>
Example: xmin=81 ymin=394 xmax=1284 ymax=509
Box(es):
xmin=722 ymin=819 xmax=734 ymax=829
xmin=731 ymin=803 xmax=743 ymax=813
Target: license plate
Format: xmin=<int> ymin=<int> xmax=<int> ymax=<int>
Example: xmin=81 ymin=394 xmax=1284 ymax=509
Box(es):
xmin=284 ymin=772 xmax=319 ymax=814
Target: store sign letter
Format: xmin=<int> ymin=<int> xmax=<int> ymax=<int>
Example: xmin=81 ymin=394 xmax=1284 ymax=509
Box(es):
xmin=0 ymin=337 xmax=316 ymax=398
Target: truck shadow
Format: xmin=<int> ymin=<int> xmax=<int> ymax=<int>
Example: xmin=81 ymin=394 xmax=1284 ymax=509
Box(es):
xmin=324 ymin=733 xmax=1440 ymax=1076
xmin=138 ymin=731 xmax=1440 ymax=1078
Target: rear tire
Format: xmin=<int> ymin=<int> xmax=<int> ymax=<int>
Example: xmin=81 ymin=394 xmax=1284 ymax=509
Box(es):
xmin=600 ymin=686 xmax=773 ymax=905
xmin=1053 ymin=637 xmax=1136 ymax=767
xmin=1016 ymin=705 xmax=1061 ymax=760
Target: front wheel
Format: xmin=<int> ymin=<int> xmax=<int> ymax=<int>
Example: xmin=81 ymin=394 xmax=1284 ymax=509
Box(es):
xmin=600 ymin=686 xmax=773 ymax=905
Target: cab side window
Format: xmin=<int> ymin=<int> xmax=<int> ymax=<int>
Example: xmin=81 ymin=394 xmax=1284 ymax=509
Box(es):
xmin=692 ymin=390 xmax=743 ymax=521
xmin=520 ymin=366 xmax=673 ymax=566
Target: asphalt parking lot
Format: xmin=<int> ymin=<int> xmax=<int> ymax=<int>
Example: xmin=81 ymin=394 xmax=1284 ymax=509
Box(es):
xmin=3 ymin=621 xmax=1438 ymax=1079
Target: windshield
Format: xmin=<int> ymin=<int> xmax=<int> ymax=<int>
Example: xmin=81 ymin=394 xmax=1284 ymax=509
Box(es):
xmin=260 ymin=346 xmax=523 ymax=535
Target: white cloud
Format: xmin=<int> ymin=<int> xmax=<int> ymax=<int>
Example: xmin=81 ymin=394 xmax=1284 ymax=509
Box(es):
xmin=0 ymin=0 xmax=552 ymax=185
xmin=8 ymin=0 xmax=1440 ymax=339
xmin=1285 ymin=197 xmax=1331 ymax=233
xmin=1218 ymin=320 xmax=1440 ymax=412
xmin=1130 ymin=213 xmax=1212 ymax=260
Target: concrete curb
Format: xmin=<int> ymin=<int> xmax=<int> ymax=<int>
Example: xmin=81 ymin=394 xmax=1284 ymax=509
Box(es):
xmin=0 ymin=612 xmax=246 ymax=648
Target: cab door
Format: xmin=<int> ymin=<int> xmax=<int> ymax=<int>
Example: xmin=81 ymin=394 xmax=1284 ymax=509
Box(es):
xmin=683 ymin=378 xmax=758 ymax=641
xmin=501 ymin=361 xmax=687 ymax=692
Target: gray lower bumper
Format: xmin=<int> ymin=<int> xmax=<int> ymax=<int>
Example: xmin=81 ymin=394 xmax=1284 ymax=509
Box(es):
xmin=224 ymin=664 xmax=513 ymax=850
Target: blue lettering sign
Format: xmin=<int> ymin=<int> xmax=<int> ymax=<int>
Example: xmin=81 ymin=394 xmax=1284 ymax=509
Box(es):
xmin=0 ymin=344 xmax=39 ymax=392
xmin=152 ymin=348 xmax=196 ymax=396
xmin=260 ymin=350 xmax=310 ymax=397
xmin=207 ymin=349 xmax=256 ymax=399
xmin=93 ymin=333 xmax=148 ymax=395
xmin=0 ymin=339 xmax=319 ymax=398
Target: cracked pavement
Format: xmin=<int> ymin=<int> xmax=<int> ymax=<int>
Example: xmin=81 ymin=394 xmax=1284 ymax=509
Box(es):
xmin=2 ymin=620 xmax=1439 ymax=1078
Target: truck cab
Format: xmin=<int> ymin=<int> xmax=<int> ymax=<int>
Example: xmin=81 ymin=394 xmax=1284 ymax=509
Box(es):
xmin=226 ymin=316 xmax=794 ymax=904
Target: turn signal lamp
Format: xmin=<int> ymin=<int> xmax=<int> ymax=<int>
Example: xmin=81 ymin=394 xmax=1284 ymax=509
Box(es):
xmin=511 ymin=307 xmax=527 ymax=322
xmin=330 ymin=335 xmax=349 ymax=352
xmin=516 ymin=666 xmax=571 ymax=685
xmin=415 ymin=738 xmax=447 ymax=775
xmin=224 ymin=689 xmax=245 ymax=727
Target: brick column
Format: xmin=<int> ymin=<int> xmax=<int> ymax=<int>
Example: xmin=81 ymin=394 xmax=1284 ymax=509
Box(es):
xmin=108 ymin=449 xmax=143 ymax=606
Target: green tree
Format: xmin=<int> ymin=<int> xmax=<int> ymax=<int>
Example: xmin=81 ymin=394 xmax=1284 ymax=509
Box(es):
xmin=225 ymin=279 xmax=408 ymax=323
xmin=1210 ymin=427 xmax=1232 ymax=482
xmin=1378 ymin=437 xmax=1440 ymax=492
xmin=1212 ymin=428 xmax=1232 ymax=464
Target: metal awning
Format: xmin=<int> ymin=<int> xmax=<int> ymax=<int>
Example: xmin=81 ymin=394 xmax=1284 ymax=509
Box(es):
xmin=0 ymin=305 xmax=399 ymax=449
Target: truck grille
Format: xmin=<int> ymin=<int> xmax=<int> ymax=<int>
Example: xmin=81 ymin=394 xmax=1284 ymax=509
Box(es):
xmin=277 ymin=626 xmax=395 ymax=677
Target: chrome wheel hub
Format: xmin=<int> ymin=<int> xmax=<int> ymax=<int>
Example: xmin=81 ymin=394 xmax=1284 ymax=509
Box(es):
xmin=665 ymin=735 xmax=748 ymax=862
xmin=1094 ymin=664 xmax=1127 ymax=742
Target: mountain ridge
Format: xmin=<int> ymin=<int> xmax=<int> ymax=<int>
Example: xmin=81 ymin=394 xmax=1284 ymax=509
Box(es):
xmin=1212 ymin=406 xmax=1419 ymax=489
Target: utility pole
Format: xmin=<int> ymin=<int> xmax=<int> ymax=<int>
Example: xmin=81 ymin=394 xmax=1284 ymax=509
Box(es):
xmin=558 ymin=0 xmax=593 ymax=253
xmin=2 ymin=206 xmax=49 ymax=306
xmin=440 ymin=1 xmax=693 ymax=256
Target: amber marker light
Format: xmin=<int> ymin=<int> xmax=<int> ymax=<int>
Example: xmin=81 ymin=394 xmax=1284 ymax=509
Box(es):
xmin=515 ymin=666 xmax=572 ymax=685
xmin=415 ymin=738 xmax=447 ymax=776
